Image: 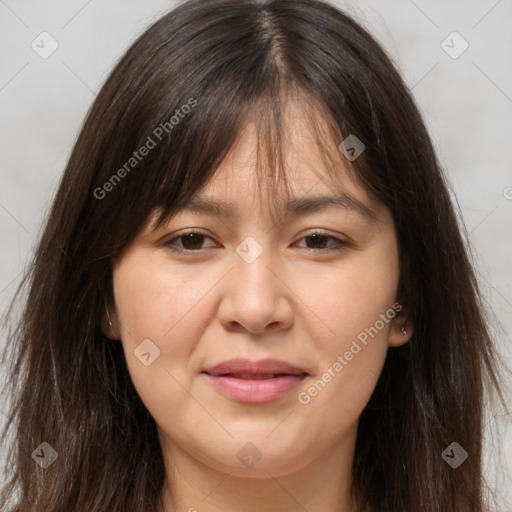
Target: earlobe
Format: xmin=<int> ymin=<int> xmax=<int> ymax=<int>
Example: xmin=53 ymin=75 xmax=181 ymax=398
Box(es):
xmin=388 ymin=292 xmax=413 ymax=347
xmin=101 ymin=302 xmax=120 ymax=340
xmin=388 ymin=318 xmax=413 ymax=347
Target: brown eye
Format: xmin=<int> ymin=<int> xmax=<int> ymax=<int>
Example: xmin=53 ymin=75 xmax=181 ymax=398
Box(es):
xmin=165 ymin=231 xmax=218 ymax=252
xmin=164 ymin=230 xmax=348 ymax=254
xmin=179 ymin=232 xmax=206 ymax=250
xmin=295 ymin=233 xmax=348 ymax=251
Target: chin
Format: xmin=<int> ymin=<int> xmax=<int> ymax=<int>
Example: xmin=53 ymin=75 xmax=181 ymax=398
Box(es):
xmin=189 ymin=439 xmax=316 ymax=478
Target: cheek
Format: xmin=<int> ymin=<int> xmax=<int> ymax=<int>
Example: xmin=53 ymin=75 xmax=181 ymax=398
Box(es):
xmin=294 ymin=295 xmax=393 ymax=455
xmin=111 ymin=252 xmax=213 ymax=412
xmin=293 ymin=241 xmax=399 ymax=432
xmin=297 ymin=238 xmax=400 ymax=354
xmin=113 ymin=251 xmax=209 ymax=350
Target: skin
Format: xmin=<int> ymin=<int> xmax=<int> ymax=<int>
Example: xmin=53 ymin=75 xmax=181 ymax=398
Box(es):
xmin=103 ymin=107 xmax=412 ymax=512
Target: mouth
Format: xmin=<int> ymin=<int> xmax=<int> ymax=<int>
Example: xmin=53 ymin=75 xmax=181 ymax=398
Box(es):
xmin=202 ymin=358 xmax=308 ymax=404
xmin=212 ymin=372 xmax=301 ymax=380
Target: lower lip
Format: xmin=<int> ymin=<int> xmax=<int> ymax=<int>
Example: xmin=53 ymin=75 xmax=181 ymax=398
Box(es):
xmin=204 ymin=374 xmax=306 ymax=404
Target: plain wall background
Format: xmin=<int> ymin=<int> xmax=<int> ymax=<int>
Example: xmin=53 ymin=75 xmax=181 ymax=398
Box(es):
xmin=1 ymin=0 xmax=511 ymax=507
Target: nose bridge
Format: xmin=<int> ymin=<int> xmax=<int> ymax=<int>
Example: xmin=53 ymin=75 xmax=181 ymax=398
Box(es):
xmin=233 ymin=233 xmax=278 ymax=302
xmin=217 ymin=234 xmax=292 ymax=334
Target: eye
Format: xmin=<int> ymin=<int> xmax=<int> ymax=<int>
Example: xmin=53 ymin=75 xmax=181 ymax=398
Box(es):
xmin=163 ymin=230 xmax=349 ymax=253
xmin=164 ymin=230 xmax=218 ymax=252
xmin=293 ymin=232 xmax=349 ymax=252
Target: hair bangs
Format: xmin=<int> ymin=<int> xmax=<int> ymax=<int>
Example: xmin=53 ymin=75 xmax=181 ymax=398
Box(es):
xmin=142 ymin=87 xmax=361 ymax=236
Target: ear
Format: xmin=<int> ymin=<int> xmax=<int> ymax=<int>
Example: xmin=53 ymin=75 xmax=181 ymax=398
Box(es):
xmin=101 ymin=303 xmax=121 ymax=340
xmin=388 ymin=303 xmax=413 ymax=348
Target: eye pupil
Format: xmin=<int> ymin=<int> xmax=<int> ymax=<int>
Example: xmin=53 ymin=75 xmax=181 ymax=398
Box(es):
xmin=181 ymin=233 xmax=204 ymax=250
xmin=305 ymin=234 xmax=327 ymax=248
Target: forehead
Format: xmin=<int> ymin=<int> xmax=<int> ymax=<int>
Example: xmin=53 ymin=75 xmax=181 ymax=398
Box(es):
xmin=147 ymin=93 xmax=384 ymax=232
xmin=186 ymin=117 xmax=376 ymax=221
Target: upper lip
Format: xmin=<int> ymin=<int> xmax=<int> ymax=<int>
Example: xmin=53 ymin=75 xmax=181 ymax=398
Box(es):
xmin=203 ymin=358 xmax=307 ymax=377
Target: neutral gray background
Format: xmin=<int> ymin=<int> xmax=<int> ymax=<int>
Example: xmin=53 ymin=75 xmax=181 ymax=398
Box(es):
xmin=1 ymin=0 xmax=511 ymax=507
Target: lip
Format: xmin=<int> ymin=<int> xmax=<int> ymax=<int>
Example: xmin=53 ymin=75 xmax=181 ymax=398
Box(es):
xmin=202 ymin=358 xmax=308 ymax=404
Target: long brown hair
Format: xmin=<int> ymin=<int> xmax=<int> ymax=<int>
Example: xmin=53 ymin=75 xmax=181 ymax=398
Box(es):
xmin=0 ymin=0 xmax=507 ymax=510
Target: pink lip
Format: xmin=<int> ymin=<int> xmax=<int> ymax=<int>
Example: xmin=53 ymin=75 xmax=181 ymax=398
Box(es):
xmin=202 ymin=358 xmax=307 ymax=404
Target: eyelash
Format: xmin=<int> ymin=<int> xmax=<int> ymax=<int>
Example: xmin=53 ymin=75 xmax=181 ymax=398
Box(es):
xmin=163 ymin=230 xmax=349 ymax=254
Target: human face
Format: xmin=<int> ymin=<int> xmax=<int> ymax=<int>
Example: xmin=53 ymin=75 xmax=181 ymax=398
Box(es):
xmin=108 ymin=112 xmax=408 ymax=480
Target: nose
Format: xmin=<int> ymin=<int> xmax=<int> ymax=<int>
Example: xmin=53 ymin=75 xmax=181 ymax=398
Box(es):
xmin=216 ymin=246 xmax=294 ymax=335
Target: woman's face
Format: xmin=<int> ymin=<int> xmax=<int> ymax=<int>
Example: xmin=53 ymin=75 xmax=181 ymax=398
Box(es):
xmin=108 ymin=112 xmax=409 ymax=479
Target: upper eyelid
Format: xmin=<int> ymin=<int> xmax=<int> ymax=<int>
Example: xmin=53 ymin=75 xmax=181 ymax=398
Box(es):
xmin=167 ymin=228 xmax=216 ymax=241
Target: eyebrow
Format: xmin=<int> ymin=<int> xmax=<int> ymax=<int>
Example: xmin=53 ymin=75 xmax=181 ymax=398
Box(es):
xmin=179 ymin=193 xmax=377 ymax=223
